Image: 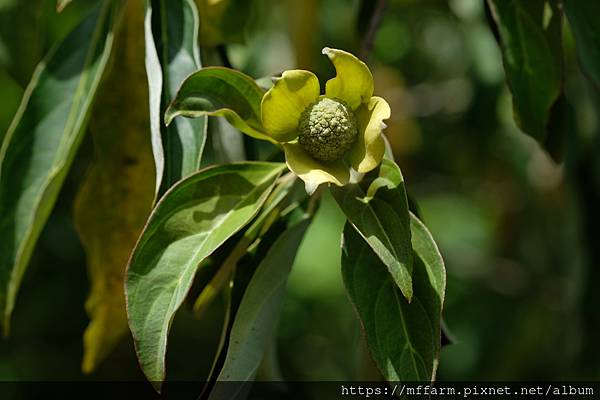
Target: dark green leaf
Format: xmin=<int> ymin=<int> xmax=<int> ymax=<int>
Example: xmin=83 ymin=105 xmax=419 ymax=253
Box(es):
xmin=487 ymin=0 xmax=563 ymax=141
xmin=208 ymin=219 xmax=310 ymax=400
xmin=332 ymin=159 xmax=413 ymax=301
xmin=145 ymin=0 xmax=207 ymax=196
xmin=341 ymin=213 xmax=445 ymax=382
xmin=0 ymin=0 xmax=121 ymax=334
xmin=563 ymin=1 xmax=600 ymax=88
xmin=125 ymin=161 xmax=285 ymax=390
xmin=164 ymin=66 xmax=275 ymax=143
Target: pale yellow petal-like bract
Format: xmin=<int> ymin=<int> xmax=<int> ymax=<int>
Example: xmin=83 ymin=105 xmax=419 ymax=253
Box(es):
xmin=349 ymin=96 xmax=390 ymax=173
xmin=283 ymin=142 xmax=350 ymax=194
xmin=261 ymin=70 xmax=320 ymax=142
xmin=322 ymin=47 xmax=374 ymax=110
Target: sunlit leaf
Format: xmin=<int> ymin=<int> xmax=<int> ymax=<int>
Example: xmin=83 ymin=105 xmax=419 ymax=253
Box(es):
xmin=487 ymin=0 xmax=563 ymax=142
xmin=192 ymin=172 xmax=297 ymax=318
xmin=73 ymin=0 xmax=155 ymax=374
xmin=341 ymin=213 xmax=445 ymax=382
xmin=208 ymin=218 xmax=310 ymax=400
xmin=0 ymin=0 xmax=122 ymax=334
xmin=563 ymin=1 xmax=600 ymax=88
xmin=145 ymin=0 xmax=207 ymax=197
xmin=164 ymin=66 xmax=276 ymax=143
xmin=332 ymin=159 xmax=413 ymax=301
xmin=125 ymin=162 xmax=285 ymax=390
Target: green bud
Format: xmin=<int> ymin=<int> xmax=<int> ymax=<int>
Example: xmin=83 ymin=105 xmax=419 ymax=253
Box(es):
xmin=297 ymin=97 xmax=358 ymax=162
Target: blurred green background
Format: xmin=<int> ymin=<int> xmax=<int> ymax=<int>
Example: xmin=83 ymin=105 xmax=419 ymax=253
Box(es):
xmin=1 ymin=0 xmax=598 ymax=385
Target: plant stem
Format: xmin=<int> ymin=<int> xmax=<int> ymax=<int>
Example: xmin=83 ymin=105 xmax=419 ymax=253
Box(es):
xmin=360 ymin=0 xmax=387 ymax=61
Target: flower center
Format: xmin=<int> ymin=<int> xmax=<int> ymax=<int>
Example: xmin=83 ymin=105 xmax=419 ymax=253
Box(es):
xmin=297 ymin=97 xmax=358 ymax=162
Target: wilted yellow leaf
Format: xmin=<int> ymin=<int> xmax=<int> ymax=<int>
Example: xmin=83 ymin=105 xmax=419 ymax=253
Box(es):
xmin=74 ymin=0 xmax=155 ymax=374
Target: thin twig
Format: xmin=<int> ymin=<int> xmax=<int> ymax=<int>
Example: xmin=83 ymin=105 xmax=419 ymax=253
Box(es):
xmin=360 ymin=0 xmax=388 ymax=61
xmin=216 ymin=44 xmax=232 ymax=68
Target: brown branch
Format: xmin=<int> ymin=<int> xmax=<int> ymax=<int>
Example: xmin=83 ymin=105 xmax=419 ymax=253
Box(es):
xmin=360 ymin=0 xmax=388 ymax=61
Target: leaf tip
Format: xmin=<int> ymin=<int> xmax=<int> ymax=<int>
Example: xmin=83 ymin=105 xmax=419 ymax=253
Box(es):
xmin=164 ymin=107 xmax=176 ymax=127
xmin=151 ymin=380 xmax=163 ymax=394
xmin=400 ymin=284 xmax=414 ymax=304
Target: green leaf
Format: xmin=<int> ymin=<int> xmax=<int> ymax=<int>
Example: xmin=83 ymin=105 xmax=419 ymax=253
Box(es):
xmin=0 ymin=0 xmax=121 ymax=334
xmin=145 ymin=0 xmax=208 ymax=197
xmin=563 ymin=1 xmax=600 ymax=88
xmin=341 ymin=213 xmax=445 ymax=382
xmin=192 ymin=172 xmax=298 ymax=318
xmin=125 ymin=161 xmax=285 ymax=390
xmin=332 ymin=159 xmax=413 ymax=301
xmin=208 ymin=218 xmax=310 ymax=400
xmin=164 ymin=66 xmax=276 ymax=143
xmin=487 ymin=0 xmax=563 ymax=142
xmin=73 ymin=0 xmax=155 ymax=374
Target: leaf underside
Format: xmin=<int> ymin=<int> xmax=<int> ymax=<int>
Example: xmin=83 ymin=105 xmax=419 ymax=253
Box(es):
xmin=487 ymin=0 xmax=563 ymax=143
xmin=332 ymin=159 xmax=414 ymax=301
xmin=208 ymin=219 xmax=311 ymax=400
xmin=341 ymin=213 xmax=445 ymax=383
xmin=145 ymin=0 xmax=207 ymax=197
xmin=0 ymin=0 xmax=121 ymax=334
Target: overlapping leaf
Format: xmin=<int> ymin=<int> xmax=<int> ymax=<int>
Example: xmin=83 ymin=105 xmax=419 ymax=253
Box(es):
xmin=0 ymin=0 xmax=121 ymax=334
xmin=342 ymin=213 xmax=445 ymax=382
xmin=125 ymin=162 xmax=285 ymax=390
xmin=487 ymin=0 xmax=563 ymax=142
xmin=145 ymin=0 xmax=207 ymax=197
xmin=332 ymin=159 xmax=413 ymax=301
xmin=164 ymin=67 xmax=275 ymax=143
xmin=73 ymin=0 xmax=155 ymax=373
xmin=208 ymin=219 xmax=310 ymax=400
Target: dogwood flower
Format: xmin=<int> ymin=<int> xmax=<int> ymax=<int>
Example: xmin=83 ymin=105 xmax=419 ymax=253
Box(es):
xmin=261 ymin=47 xmax=391 ymax=194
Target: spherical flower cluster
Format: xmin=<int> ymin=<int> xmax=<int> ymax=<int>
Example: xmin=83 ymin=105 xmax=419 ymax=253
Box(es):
xmin=298 ymin=98 xmax=358 ymax=162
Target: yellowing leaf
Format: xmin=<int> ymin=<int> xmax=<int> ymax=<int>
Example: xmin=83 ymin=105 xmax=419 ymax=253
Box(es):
xmin=73 ymin=0 xmax=155 ymax=373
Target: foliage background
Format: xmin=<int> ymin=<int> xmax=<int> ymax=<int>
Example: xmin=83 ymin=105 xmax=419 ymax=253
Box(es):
xmin=0 ymin=0 xmax=598 ymax=385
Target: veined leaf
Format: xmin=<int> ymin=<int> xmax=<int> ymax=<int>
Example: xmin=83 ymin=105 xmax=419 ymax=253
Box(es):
xmin=341 ymin=213 xmax=445 ymax=382
xmin=192 ymin=172 xmax=297 ymax=318
xmin=164 ymin=67 xmax=276 ymax=143
xmin=125 ymin=162 xmax=285 ymax=390
xmin=563 ymin=2 xmax=600 ymax=88
xmin=145 ymin=0 xmax=207 ymax=197
xmin=73 ymin=0 xmax=155 ymax=374
xmin=332 ymin=159 xmax=413 ymax=301
xmin=487 ymin=0 xmax=563 ymax=142
xmin=208 ymin=219 xmax=310 ymax=400
xmin=0 ymin=0 xmax=122 ymax=334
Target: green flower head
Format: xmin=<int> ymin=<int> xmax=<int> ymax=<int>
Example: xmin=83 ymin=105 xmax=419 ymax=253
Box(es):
xmin=261 ymin=47 xmax=391 ymax=194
